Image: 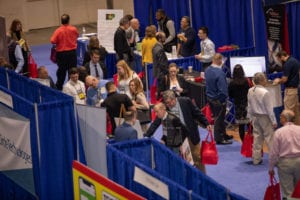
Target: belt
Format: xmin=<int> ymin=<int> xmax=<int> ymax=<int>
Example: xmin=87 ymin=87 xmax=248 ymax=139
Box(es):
xmin=285 ymin=87 xmax=298 ymax=89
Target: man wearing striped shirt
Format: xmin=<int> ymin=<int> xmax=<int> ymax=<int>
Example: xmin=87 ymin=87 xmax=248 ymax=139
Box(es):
xmin=269 ymin=109 xmax=300 ymax=199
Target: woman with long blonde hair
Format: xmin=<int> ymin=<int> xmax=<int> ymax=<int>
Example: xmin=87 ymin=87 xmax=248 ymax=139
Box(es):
xmin=116 ymin=60 xmax=142 ymax=98
xmin=129 ymin=78 xmax=150 ymax=131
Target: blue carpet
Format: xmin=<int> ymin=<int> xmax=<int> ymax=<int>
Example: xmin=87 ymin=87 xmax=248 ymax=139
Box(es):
xmin=30 ymin=44 xmax=278 ymax=200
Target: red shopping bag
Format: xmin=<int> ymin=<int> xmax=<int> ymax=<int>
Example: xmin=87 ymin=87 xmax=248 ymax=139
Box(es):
xmin=50 ymin=45 xmax=56 ymax=63
xmin=241 ymin=124 xmax=253 ymax=157
xmin=28 ymin=54 xmax=38 ymax=78
xmin=150 ymin=79 xmax=161 ymax=104
xmin=113 ymin=74 xmax=118 ymax=87
xmin=264 ymin=174 xmax=281 ymax=200
xmin=292 ymin=179 xmax=300 ymax=198
xmin=201 ymin=104 xmax=214 ymax=125
xmin=106 ymin=113 xmax=113 ymax=136
xmin=201 ymin=130 xmax=218 ymax=165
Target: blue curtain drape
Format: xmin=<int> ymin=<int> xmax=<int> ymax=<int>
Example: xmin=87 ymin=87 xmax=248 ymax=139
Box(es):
xmin=191 ymin=0 xmax=253 ymax=50
xmin=37 ymin=99 xmax=86 ymax=200
xmin=286 ymin=2 xmax=300 ymax=60
xmin=134 ymin=0 xmax=269 ymax=57
xmin=133 ymin=0 xmax=190 ymax=37
xmin=252 ymin=0 xmax=268 ymax=57
xmin=0 ymin=71 xmax=86 ymax=200
xmin=107 ymin=139 xmax=241 ymax=200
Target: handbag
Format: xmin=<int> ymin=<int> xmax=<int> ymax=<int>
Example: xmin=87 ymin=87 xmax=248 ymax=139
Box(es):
xmin=201 ymin=130 xmax=218 ymax=165
xmin=241 ymin=124 xmax=253 ymax=157
xmin=292 ymin=179 xmax=300 ymax=198
xmin=28 ymin=54 xmax=38 ymax=78
xmin=117 ymin=104 xmax=126 ymax=126
xmin=136 ymin=108 xmax=151 ymax=124
xmin=201 ymin=103 xmax=214 ymax=125
xmin=50 ymin=45 xmax=57 ymax=63
xmin=264 ymin=174 xmax=281 ymax=200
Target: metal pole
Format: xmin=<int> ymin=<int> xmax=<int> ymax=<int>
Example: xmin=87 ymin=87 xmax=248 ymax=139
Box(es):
xmin=189 ymin=0 xmax=193 ymax=27
xmin=145 ymin=63 xmax=149 ymax=101
xmin=250 ymin=0 xmax=256 ymax=48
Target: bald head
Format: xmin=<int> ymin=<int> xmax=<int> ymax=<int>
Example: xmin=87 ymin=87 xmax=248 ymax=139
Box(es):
xmin=130 ymin=18 xmax=140 ymax=30
xmin=280 ymin=109 xmax=295 ymax=124
xmin=85 ymin=75 xmax=98 ymax=88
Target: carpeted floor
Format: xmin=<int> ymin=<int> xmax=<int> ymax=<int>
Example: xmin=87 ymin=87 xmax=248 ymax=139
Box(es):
xmin=30 ymin=44 xmax=278 ymax=200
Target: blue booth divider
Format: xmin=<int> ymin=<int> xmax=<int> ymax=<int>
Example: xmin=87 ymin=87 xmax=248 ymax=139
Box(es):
xmin=107 ymin=138 xmax=247 ymax=200
xmin=0 ymin=68 xmax=86 ymax=200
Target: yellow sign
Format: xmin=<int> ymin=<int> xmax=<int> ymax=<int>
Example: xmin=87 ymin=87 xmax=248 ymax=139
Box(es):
xmin=73 ymin=161 xmax=145 ymax=200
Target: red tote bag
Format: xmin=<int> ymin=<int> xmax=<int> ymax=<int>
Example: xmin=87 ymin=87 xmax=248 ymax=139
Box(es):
xmin=264 ymin=174 xmax=281 ymax=200
xmin=292 ymin=179 xmax=300 ymax=198
xmin=201 ymin=104 xmax=214 ymax=125
xmin=201 ymin=130 xmax=218 ymax=165
xmin=28 ymin=54 xmax=38 ymax=78
xmin=241 ymin=124 xmax=253 ymax=157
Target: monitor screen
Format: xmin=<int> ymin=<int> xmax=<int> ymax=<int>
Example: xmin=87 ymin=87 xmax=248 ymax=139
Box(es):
xmin=230 ymin=56 xmax=266 ymax=77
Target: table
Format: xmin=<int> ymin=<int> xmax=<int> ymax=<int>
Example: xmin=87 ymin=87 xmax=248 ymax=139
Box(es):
xmin=186 ymin=80 xmax=206 ymax=109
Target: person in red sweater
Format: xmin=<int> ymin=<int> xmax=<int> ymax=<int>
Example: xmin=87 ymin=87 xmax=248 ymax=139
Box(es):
xmin=50 ymin=14 xmax=79 ymax=90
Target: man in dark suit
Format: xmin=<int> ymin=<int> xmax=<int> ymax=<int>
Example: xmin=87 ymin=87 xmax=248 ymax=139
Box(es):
xmin=114 ymin=111 xmax=138 ymax=142
xmin=145 ymin=90 xmax=211 ymax=173
xmin=84 ymin=49 xmax=107 ymax=79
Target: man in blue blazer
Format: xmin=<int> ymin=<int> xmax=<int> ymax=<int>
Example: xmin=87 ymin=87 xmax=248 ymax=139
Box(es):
xmin=145 ymin=90 xmax=211 ymax=173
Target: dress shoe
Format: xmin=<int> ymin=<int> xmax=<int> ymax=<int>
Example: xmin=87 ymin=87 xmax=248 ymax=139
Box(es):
xmin=216 ymin=140 xmax=233 ymax=145
xmin=224 ymin=134 xmax=233 ymax=140
xmin=253 ymin=160 xmax=263 ymax=165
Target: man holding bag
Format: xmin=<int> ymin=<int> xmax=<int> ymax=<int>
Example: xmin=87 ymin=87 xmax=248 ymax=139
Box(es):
xmin=145 ymin=90 xmax=211 ymax=173
xmin=268 ymin=109 xmax=300 ymax=199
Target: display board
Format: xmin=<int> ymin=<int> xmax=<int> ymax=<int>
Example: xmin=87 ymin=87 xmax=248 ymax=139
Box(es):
xmin=230 ymin=56 xmax=267 ymax=77
xmin=0 ymin=103 xmax=31 ymax=170
xmin=73 ymin=161 xmax=145 ymax=200
xmin=97 ymin=9 xmax=123 ymax=52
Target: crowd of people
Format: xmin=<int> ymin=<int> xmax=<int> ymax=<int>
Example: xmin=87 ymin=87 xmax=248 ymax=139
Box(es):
xmin=2 ymin=9 xmax=300 ymax=199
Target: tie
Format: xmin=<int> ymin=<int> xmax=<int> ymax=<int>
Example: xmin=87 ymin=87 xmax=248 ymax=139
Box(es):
xmin=94 ymin=64 xmax=99 ymax=78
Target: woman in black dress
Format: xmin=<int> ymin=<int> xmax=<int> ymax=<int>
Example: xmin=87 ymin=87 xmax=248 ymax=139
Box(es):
xmin=228 ymin=64 xmax=251 ymax=141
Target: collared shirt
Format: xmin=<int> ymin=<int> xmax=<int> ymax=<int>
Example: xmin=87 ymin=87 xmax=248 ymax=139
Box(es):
xmin=169 ymin=100 xmax=186 ymax=125
xmin=269 ymin=122 xmax=300 ymax=171
xmin=62 ymin=80 xmax=86 ymax=105
xmin=200 ymin=37 xmax=215 ymax=63
xmin=89 ymin=61 xmax=104 ymax=79
xmin=247 ymin=85 xmax=276 ymax=124
xmin=50 ymin=24 xmax=79 ymax=52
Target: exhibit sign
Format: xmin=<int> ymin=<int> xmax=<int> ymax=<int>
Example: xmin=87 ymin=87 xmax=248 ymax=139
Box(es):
xmin=97 ymin=9 xmax=123 ymax=52
xmin=73 ymin=161 xmax=145 ymax=200
xmin=0 ymin=104 xmax=32 ymax=170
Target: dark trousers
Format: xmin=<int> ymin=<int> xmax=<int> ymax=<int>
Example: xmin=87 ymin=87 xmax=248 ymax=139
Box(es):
xmin=56 ymin=50 xmax=77 ymax=90
xmin=207 ymin=98 xmax=227 ymax=142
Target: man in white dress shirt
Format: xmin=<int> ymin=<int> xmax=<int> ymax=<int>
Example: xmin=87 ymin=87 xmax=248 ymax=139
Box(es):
xmin=63 ymin=67 xmax=86 ymax=105
xmin=247 ymin=72 xmax=277 ymax=165
xmin=195 ymin=26 xmax=215 ymax=72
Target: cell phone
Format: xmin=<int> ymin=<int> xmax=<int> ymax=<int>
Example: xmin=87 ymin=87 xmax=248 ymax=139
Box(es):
xmin=79 ymin=177 xmax=96 ymax=200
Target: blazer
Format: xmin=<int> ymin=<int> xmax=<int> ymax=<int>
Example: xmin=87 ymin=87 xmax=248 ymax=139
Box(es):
xmin=145 ymin=97 xmax=209 ymax=145
xmin=84 ymin=61 xmax=107 ymax=79
xmin=159 ymin=75 xmax=188 ymax=97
